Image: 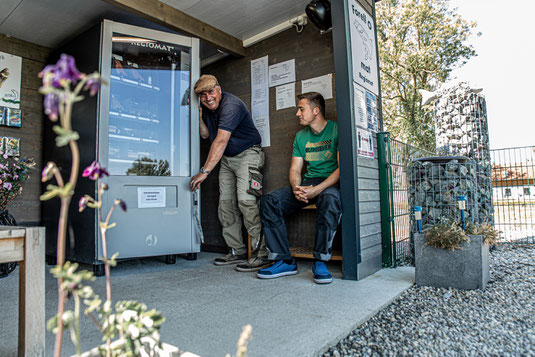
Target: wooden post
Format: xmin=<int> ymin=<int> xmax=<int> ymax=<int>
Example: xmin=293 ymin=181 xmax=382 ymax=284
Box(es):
xmin=18 ymin=227 xmax=45 ymax=357
xmin=0 ymin=227 xmax=45 ymax=357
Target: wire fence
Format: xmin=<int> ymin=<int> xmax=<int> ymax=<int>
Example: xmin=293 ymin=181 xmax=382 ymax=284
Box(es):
xmin=491 ymin=146 xmax=535 ymax=244
xmin=380 ymin=139 xmax=535 ymax=267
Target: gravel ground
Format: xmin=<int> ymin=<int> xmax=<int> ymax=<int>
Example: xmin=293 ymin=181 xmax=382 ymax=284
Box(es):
xmin=322 ymin=244 xmax=535 ymax=356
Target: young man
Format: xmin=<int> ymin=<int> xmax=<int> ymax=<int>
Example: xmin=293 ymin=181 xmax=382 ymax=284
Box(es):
xmin=257 ymin=92 xmax=342 ymax=284
xmin=190 ymin=75 xmax=269 ymax=271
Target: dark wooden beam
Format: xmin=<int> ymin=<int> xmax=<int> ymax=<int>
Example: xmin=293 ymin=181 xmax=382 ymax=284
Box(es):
xmin=103 ymin=0 xmax=246 ymax=57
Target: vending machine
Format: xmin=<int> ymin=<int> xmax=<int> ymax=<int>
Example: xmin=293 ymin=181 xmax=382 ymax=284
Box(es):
xmin=43 ymin=20 xmax=201 ymax=275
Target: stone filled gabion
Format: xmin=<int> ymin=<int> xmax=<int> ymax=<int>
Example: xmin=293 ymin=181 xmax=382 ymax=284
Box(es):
xmin=409 ymin=158 xmax=479 ymax=231
xmin=432 ymin=82 xmax=493 ymax=223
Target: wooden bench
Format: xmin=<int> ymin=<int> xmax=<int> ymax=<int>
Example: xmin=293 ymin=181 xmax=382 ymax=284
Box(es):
xmin=248 ymin=204 xmax=342 ymax=261
xmin=0 ymin=227 xmax=45 ymax=357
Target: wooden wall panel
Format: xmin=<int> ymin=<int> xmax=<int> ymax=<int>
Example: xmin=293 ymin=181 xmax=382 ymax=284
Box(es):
xmin=0 ymin=35 xmax=52 ymax=224
xmin=201 ymin=24 xmax=336 ymax=251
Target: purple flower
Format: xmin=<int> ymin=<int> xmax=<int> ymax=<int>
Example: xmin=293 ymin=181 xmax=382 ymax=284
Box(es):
xmin=3 ymin=182 xmax=12 ymax=190
xmin=83 ymin=76 xmax=101 ymax=96
xmin=44 ymin=93 xmax=60 ymax=121
xmin=39 ymin=54 xmax=82 ymax=88
xmin=13 ymin=175 xmax=18 ymax=180
xmin=82 ymin=161 xmax=109 ymax=180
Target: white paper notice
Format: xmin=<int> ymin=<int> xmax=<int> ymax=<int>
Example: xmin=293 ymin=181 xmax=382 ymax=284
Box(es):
xmin=251 ymin=56 xmax=271 ymax=147
xmin=251 ymin=56 xmax=268 ymax=88
xmin=268 ymin=59 xmax=295 ymax=87
xmin=353 ymin=82 xmax=367 ymax=128
xmin=356 ymin=127 xmax=375 ymax=159
xmin=138 ymin=187 xmax=166 ymax=208
xmin=301 ymin=74 xmax=333 ymax=99
xmin=366 ymin=90 xmax=379 ymax=132
xmin=275 ymin=83 xmax=295 ymax=110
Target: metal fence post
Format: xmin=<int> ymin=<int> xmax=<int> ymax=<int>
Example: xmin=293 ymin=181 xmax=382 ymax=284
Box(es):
xmin=378 ymin=132 xmax=394 ymax=267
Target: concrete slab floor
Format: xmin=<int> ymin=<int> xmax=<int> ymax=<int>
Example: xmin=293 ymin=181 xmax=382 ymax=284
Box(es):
xmin=0 ymin=252 xmax=414 ymax=357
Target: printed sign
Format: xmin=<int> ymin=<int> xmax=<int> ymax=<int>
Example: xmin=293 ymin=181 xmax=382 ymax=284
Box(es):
xmin=138 ymin=187 xmax=166 ymax=208
xmin=0 ymin=51 xmax=22 ymax=109
xmin=348 ymin=0 xmax=379 ymax=95
xmin=356 ymin=127 xmax=374 ymax=159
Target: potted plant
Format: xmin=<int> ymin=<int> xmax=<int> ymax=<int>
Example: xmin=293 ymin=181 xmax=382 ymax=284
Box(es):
xmin=0 ymin=153 xmax=35 ymax=277
xmin=414 ymin=219 xmax=498 ymax=290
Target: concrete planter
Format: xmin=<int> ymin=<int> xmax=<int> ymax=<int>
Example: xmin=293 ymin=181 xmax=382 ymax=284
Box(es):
xmin=75 ymin=337 xmax=200 ymax=357
xmin=414 ymin=233 xmax=489 ymax=290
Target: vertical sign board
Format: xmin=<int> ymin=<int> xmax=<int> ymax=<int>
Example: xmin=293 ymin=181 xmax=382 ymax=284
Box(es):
xmin=349 ymin=1 xmax=379 ymax=95
xmin=349 ymin=0 xmax=380 ymax=163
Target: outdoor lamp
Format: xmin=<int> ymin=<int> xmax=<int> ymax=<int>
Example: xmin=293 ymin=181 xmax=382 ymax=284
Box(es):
xmin=414 ymin=206 xmax=422 ymax=233
xmin=305 ymin=0 xmax=332 ymax=33
xmin=457 ymin=195 xmax=467 ymax=230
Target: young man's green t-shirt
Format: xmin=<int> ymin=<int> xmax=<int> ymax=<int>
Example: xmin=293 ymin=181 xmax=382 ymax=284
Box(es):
xmin=292 ymin=120 xmax=338 ymax=180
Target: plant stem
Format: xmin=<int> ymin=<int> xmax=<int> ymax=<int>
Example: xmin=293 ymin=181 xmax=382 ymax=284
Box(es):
xmin=53 ymin=97 xmax=80 ymax=357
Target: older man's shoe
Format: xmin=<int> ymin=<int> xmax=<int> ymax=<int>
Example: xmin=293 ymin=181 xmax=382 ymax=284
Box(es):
xmin=214 ymin=253 xmax=247 ymax=266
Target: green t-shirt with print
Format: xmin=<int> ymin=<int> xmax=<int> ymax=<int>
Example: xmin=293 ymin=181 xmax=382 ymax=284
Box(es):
xmin=292 ymin=120 xmax=338 ymax=180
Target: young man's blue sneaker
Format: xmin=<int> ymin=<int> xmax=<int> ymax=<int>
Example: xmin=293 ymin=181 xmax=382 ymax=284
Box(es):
xmin=257 ymin=259 xmax=298 ymax=279
xmin=312 ymin=261 xmax=332 ymax=284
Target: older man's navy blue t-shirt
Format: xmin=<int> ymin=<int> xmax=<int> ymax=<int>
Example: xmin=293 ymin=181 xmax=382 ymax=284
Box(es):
xmin=202 ymin=91 xmax=262 ymax=157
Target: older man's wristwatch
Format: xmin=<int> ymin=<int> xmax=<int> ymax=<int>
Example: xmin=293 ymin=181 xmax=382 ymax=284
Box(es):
xmin=200 ymin=166 xmax=211 ymax=175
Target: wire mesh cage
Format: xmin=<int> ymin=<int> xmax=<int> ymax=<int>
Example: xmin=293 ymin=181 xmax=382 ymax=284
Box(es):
xmin=431 ymin=82 xmax=494 ymax=224
xmin=408 ymin=157 xmax=479 ymax=232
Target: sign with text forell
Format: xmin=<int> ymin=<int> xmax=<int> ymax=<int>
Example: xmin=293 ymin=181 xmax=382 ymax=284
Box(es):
xmin=348 ymin=0 xmax=379 ymax=95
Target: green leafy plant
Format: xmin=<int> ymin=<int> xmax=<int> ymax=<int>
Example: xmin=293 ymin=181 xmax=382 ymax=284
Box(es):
xmin=424 ymin=219 xmax=499 ymax=250
xmin=466 ymin=222 xmax=499 ymax=245
xmin=424 ymin=218 xmax=469 ymax=251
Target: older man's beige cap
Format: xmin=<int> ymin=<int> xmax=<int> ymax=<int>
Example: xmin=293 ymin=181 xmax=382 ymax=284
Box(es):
xmin=194 ymin=74 xmax=219 ymax=94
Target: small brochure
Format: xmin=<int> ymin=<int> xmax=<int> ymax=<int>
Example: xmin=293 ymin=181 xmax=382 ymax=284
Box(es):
xmin=6 ymin=108 xmax=21 ymax=127
xmin=5 ymin=137 xmax=20 ymax=156
xmin=0 ymin=107 xmax=5 ymax=125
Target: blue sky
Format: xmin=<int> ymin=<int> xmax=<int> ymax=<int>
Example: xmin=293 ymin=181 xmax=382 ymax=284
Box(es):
xmin=448 ymin=0 xmax=535 ymax=150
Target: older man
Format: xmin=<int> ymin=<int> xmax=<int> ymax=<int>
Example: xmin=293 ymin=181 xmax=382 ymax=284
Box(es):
xmin=190 ymin=75 xmax=269 ymax=271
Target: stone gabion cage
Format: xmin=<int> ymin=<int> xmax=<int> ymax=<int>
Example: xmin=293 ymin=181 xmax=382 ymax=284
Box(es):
xmin=431 ymin=82 xmax=493 ymax=223
xmin=409 ymin=158 xmax=479 ymax=232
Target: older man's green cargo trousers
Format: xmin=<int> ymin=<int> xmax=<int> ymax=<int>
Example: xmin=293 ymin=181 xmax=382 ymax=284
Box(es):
xmin=218 ymin=145 xmax=267 ymax=258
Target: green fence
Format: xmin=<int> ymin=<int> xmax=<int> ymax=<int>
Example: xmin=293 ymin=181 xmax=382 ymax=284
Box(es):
xmin=378 ymin=133 xmax=433 ymax=267
xmin=491 ymin=146 xmax=535 ymax=244
xmin=378 ymin=136 xmax=535 ymax=268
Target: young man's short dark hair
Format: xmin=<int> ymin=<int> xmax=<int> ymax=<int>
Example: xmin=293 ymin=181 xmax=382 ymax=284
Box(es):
xmin=297 ymin=92 xmax=326 ymax=117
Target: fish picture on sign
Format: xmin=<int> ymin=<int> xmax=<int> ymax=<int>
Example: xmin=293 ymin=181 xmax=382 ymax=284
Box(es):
xmin=0 ymin=51 xmax=22 ymax=109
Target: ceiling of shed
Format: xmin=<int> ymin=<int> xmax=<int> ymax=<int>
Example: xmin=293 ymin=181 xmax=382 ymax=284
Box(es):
xmin=0 ymin=0 xmax=311 ymax=53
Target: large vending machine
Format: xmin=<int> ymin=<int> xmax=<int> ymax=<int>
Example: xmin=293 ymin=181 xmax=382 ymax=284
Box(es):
xmin=43 ymin=20 xmax=201 ymax=274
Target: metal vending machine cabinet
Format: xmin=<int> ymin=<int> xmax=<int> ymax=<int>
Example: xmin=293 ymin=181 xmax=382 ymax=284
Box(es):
xmin=43 ymin=20 xmax=201 ymax=275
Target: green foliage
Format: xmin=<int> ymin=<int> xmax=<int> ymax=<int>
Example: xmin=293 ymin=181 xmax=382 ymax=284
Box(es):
xmin=424 ymin=219 xmax=469 ymax=250
xmin=126 ymin=157 xmax=171 ymax=176
xmin=466 ymin=222 xmax=499 ymax=245
xmin=425 ymin=219 xmax=499 ymax=250
xmin=376 ymin=0 xmax=477 ymax=150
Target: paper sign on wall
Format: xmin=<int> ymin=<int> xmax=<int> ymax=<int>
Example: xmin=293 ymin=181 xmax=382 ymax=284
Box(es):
xmin=353 ymin=82 xmax=367 ymax=128
xmin=0 ymin=51 xmax=22 ymax=109
xmin=348 ymin=0 xmax=379 ymax=95
xmin=138 ymin=187 xmax=166 ymax=208
xmin=356 ymin=127 xmax=374 ymax=159
xmin=268 ymin=59 xmax=295 ymax=87
xmin=251 ymin=56 xmax=271 ymax=147
xmin=275 ymin=83 xmax=295 ymax=110
xmin=301 ymin=74 xmax=333 ymax=99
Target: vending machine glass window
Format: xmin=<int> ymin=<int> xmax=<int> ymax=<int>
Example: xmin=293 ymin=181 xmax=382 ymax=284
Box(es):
xmin=108 ymin=33 xmax=191 ymax=177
